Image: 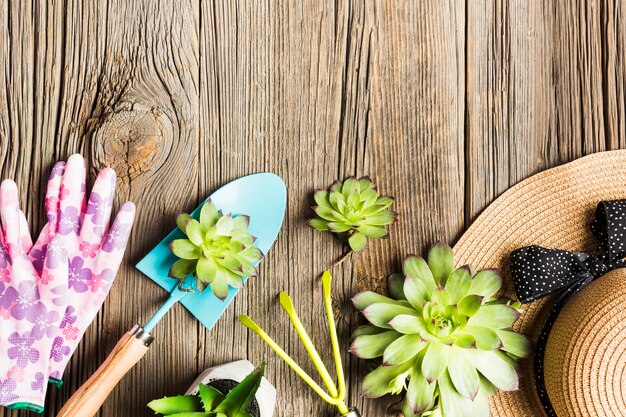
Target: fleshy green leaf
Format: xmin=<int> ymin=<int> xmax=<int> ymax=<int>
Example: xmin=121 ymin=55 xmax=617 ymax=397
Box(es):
xmin=362 ymin=362 xmax=412 ymax=398
xmin=185 ymin=219 xmax=205 ymax=246
xmin=347 ymin=189 xmax=360 ymax=208
xmin=357 ymin=224 xmax=389 ymax=238
xmin=383 ymin=334 xmax=426 ymax=365
xmin=464 ymin=325 xmax=502 ymax=350
xmin=469 ymin=270 xmax=502 ymax=298
xmin=387 ymin=273 xmax=406 ymax=300
xmin=239 ymin=247 xmax=263 ymax=263
xmin=147 ymin=395 xmax=202 ymax=414
xmin=348 ymin=232 xmax=368 ymax=251
xmin=200 ymin=201 xmax=219 ymax=227
xmin=467 ymin=304 xmax=519 ymax=329
xmin=198 ymin=384 xmax=225 ymax=412
xmin=216 ymin=363 xmax=264 ymax=414
xmin=210 ymin=272 xmax=230 ymax=300
xmin=469 ymin=349 xmax=519 ymax=391
xmin=427 ymin=242 xmax=455 ymax=286
xmin=363 ymin=303 xmax=419 ymax=329
xmin=327 ymin=222 xmax=351 ymax=233
xmin=366 ymin=210 xmax=396 ymax=226
xmin=445 ymin=266 xmax=472 ymax=304
xmin=358 ymin=177 xmax=373 ymax=192
xmin=403 ymin=256 xmax=437 ymax=294
xmin=360 ymin=188 xmax=378 ymax=207
xmin=389 ymin=314 xmax=428 ymax=335
xmin=215 ymin=215 xmax=234 ymax=236
xmin=453 ymin=333 xmax=476 ymax=349
xmin=350 ymin=330 xmax=402 ymax=359
xmin=352 ymin=325 xmax=387 ymax=337
xmin=328 ymin=191 xmax=346 ymax=212
xmin=314 ymin=190 xmax=330 ymax=206
xmin=352 ymin=291 xmax=410 ymax=311
xmin=375 ymin=196 xmax=394 ymax=208
xmin=170 ymin=239 xmax=202 ymax=260
xmin=196 ymin=257 xmax=218 ymax=283
xmin=403 ymin=276 xmax=429 ymax=312
xmin=439 ymin=371 xmax=490 ymax=417
xmin=176 ymin=213 xmax=193 ymax=233
xmin=405 ymin=359 xmax=436 ymax=414
xmin=496 ymin=330 xmax=532 ymax=358
xmin=421 ymin=343 xmax=449 ymax=382
xmin=232 ymin=215 xmax=250 ymax=231
xmin=342 ymin=177 xmax=360 ymax=198
xmin=169 ymin=259 xmax=197 ymax=278
xmin=313 ymin=205 xmax=343 ymax=222
xmin=447 ymin=347 xmax=480 ymax=400
xmin=431 ymin=288 xmax=450 ymax=306
xmin=457 ymin=294 xmax=482 ymax=316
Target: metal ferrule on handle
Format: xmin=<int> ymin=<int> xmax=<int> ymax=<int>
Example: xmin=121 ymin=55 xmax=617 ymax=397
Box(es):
xmin=56 ymin=325 xmax=153 ymax=417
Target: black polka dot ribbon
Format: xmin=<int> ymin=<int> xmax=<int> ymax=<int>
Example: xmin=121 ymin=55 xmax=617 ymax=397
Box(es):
xmin=510 ymin=200 xmax=626 ymax=416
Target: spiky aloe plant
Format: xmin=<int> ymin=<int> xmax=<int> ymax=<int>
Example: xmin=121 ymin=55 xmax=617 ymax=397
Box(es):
xmin=350 ymin=243 xmax=531 ymax=417
xmin=307 ymin=177 xmax=396 ymax=264
xmin=169 ymin=200 xmax=263 ymax=300
xmin=148 ymin=363 xmax=265 ymax=417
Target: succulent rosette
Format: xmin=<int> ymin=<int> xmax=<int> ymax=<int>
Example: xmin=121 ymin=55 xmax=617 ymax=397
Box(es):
xmin=350 ymin=243 xmax=531 ymax=417
xmin=307 ymin=177 xmax=396 ymax=254
xmin=169 ymin=200 xmax=263 ymax=300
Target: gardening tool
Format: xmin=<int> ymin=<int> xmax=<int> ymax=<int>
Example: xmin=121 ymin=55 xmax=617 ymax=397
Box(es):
xmin=57 ymin=173 xmax=287 ymax=417
xmin=240 ymin=271 xmax=361 ymax=417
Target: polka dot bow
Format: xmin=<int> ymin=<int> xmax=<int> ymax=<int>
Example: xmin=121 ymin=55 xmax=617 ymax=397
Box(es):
xmin=510 ymin=200 xmax=626 ymax=416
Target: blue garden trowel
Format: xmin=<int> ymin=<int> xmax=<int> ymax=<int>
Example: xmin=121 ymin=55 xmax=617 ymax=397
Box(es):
xmin=57 ymin=173 xmax=287 ymax=417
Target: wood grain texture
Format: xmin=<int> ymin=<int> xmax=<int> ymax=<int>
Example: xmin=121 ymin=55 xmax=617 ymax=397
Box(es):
xmin=1 ymin=1 xmax=625 ymax=416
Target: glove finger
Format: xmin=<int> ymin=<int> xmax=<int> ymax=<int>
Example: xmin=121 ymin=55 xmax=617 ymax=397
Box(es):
xmin=18 ymin=209 xmax=33 ymax=253
xmin=58 ymin=154 xmax=86 ymax=236
xmin=96 ymin=201 xmax=135 ymax=278
xmin=45 ymin=161 xmax=66 ymax=227
xmin=79 ymin=168 xmax=116 ymax=245
xmin=40 ymin=234 xmax=69 ymax=303
xmin=0 ymin=180 xmax=23 ymax=258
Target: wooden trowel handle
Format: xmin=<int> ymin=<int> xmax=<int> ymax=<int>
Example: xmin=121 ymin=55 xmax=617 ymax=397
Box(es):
xmin=57 ymin=325 xmax=154 ymax=417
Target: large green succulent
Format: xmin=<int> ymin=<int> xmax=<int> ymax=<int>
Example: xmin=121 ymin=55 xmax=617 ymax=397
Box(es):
xmin=350 ymin=243 xmax=531 ymax=417
xmin=169 ymin=200 xmax=263 ymax=300
xmin=148 ymin=363 xmax=265 ymax=417
xmin=307 ymin=177 xmax=396 ymax=254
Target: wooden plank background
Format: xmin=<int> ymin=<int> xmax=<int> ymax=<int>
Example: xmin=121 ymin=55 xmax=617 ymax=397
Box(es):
xmin=1 ymin=0 xmax=625 ymax=416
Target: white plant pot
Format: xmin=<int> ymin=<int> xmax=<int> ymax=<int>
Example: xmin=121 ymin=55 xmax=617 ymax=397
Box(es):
xmin=186 ymin=360 xmax=276 ymax=417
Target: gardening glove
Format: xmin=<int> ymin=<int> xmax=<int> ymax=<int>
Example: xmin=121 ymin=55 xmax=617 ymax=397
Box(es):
xmin=0 ymin=180 xmax=68 ymax=412
xmin=28 ymin=154 xmax=136 ymax=386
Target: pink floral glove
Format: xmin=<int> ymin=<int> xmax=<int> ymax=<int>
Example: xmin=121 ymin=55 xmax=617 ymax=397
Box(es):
xmin=29 ymin=154 xmax=136 ymax=386
xmin=0 ymin=180 xmax=68 ymax=412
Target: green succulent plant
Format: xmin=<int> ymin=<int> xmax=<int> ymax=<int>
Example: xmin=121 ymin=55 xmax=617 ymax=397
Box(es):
xmin=350 ymin=243 xmax=531 ymax=417
xmin=307 ymin=177 xmax=396 ymax=262
xmin=148 ymin=363 xmax=265 ymax=417
xmin=169 ymin=200 xmax=263 ymax=300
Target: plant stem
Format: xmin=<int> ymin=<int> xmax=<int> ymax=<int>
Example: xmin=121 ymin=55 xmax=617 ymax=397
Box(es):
xmin=333 ymin=249 xmax=353 ymax=267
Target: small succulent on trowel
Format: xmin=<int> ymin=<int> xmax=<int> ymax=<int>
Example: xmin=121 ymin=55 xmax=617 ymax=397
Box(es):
xmin=351 ymin=243 xmax=531 ymax=417
xmin=148 ymin=363 xmax=265 ymax=417
xmin=169 ymin=199 xmax=263 ymax=300
xmin=307 ymin=177 xmax=396 ymax=265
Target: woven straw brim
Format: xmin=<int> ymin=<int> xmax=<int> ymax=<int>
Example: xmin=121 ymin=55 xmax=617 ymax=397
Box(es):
xmin=453 ymin=150 xmax=626 ymax=417
xmin=544 ymin=268 xmax=626 ymax=416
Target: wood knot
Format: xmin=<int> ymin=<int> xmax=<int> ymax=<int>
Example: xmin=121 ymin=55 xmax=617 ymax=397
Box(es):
xmin=90 ymin=108 xmax=171 ymax=185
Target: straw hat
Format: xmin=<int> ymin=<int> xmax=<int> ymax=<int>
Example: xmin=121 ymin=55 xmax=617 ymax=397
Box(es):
xmin=452 ymin=150 xmax=626 ymax=417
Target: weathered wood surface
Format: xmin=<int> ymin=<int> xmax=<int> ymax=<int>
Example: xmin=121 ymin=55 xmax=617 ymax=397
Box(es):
xmin=0 ymin=0 xmax=624 ymax=416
